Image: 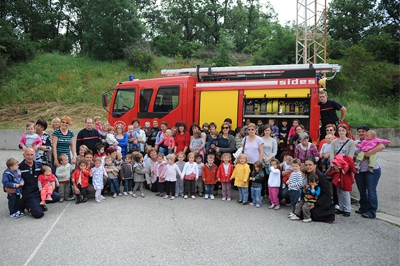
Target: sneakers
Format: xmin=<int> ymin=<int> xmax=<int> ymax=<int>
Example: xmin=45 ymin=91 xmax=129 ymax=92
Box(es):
xmin=242 ymin=202 xmax=248 ymax=205
xmin=191 ymin=195 xmax=196 ymax=199
xmin=95 ymin=198 xmax=103 ymax=203
xmin=155 ymin=192 xmax=160 ymax=196
xmin=123 ymin=192 xmax=128 ymax=196
xmin=132 ymin=194 xmax=138 ymax=198
xmin=17 ymin=211 xmax=25 ymax=217
xmin=140 ymin=194 xmax=145 ymax=198
xmin=164 ymin=195 xmax=169 ymax=199
xmin=288 ymin=212 xmax=295 ymax=218
xmin=112 ymin=193 xmax=117 ymax=198
xmin=302 ymin=218 xmax=312 ymax=223
xmin=40 ymin=201 xmax=46 ymax=206
xmin=159 ymin=193 xmax=164 ymax=197
xmin=128 ymin=191 xmax=133 ymax=195
xmin=210 ymin=195 xmax=215 ymax=200
xmin=274 ymin=205 xmax=280 ymax=210
xmin=256 ymin=204 xmax=261 ymax=208
xmin=249 ymin=202 xmax=255 ymax=206
xmin=118 ymin=193 xmax=123 ymax=196
xmin=59 ymin=197 xmax=64 ymax=203
xmin=290 ymin=215 xmax=300 ymax=221
xmin=100 ymin=195 xmax=106 ymax=200
xmin=236 ymin=200 xmax=243 ymax=204
xmin=268 ymin=204 xmax=276 ymax=209
xmin=46 ymin=195 xmax=53 ymax=201
xmin=184 ymin=195 xmax=188 ymax=199
xmin=335 ymin=204 xmax=340 ymax=210
xmin=204 ymin=195 xmax=209 ymax=199
xmin=227 ymin=198 xmax=231 ymax=201
xmin=221 ymin=197 xmax=226 ymax=201
xmin=170 ymin=196 xmax=175 ymax=200
xmin=10 ymin=212 xmax=20 ymax=219
xmin=175 ymin=194 xmax=178 ymax=197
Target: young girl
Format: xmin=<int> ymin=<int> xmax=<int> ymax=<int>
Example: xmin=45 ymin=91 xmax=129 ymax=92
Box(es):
xmin=19 ymin=122 xmax=42 ymax=152
xmin=216 ymin=153 xmax=234 ymax=201
xmin=180 ymin=152 xmax=198 ymax=199
xmin=190 ymin=129 xmax=205 ymax=159
xmin=72 ymin=160 xmax=90 ymax=204
xmin=202 ymin=154 xmax=218 ymax=200
xmin=249 ymin=161 xmax=264 ymax=208
xmin=163 ymin=154 xmax=182 ymax=200
xmin=120 ymin=154 xmax=134 ymax=195
xmin=90 ymin=157 xmax=108 ymax=203
xmin=132 ymin=153 xmax=147 ymax=198
xmin=156 ymin=129 xmax=175 ymax=154
xmin=38 ymin=165 xmax=56 ymax=206
xmin=175 ymin=152 xmax=186 ymax=197
xmin=288 ymin=119 xmax=300 ymax=150
xmin=153 ymin=153 xmax=167 ymax=197
xmin=230 ymin=153 xmax=250 ymax=205
xmin=268 ymin=159 xmax=281 ymax=210
xmin=93 ymin=143 xmax=107 ymax=162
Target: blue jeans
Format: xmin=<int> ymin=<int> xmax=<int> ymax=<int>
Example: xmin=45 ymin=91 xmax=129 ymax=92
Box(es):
xmin=251 ymin=187 xmax=262 ymax=205
xmin=109 ymin=178 xmax=120 ymax=194
xmin=158 ymin=146 xmax=168 ymax=156
xmin=124 ymin=179 xmax=133 ymax=192
xmin=320 ymin=158 xmax=330 ymax=166
xmin=289 ymin=189 xmax=299 ymax=213
xmin=239 ymin=187 xmax=248 ymax=202
xmin=129 ymin=142 xmax=141 ymax=152
xmin=8 ymin=193 xmax=20 ymax=215
xmin=355 ymin=168 xmax=381 ymax=218
xmin=205 ymin=184 xmax=215 ymax=196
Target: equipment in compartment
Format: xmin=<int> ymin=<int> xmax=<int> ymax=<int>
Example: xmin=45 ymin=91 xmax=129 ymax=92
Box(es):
xmin=244 ymin=97 xmax=310 ymax=116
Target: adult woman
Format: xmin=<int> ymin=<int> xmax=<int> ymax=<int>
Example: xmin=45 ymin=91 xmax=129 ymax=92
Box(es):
xmin=329 ymin=124 xmax=356 ymax=215
xmin=304 ymin=158 xmax=335 ymax=223
xmin=215 ymin=122 xmax=236 ymax=159
xmin=131 ymin=119 xmax=146 ymax=152
xmin=115 ymin=124 xmax=128 ymax=157
xmin=354 ymin=125 xmax=385 ymax=219
xmin=318 ymin=124 xmax=337 ymax=151
xmin=261 ymin=125 xmax=277 ymax=196
xmin=35 ymin=118 xmax=52 ymax=167
xmin=242 ymin=124 xmax=265 ymax=200
xmin=144 ymin=148 xmax=158 ymax=192
xmin=174 ymin=121 xmax=191 ymax=155
xmin=294 ymin=132 xmax=319 ymax=164
xmin=52 ymin=116 xmax=76 ymax=168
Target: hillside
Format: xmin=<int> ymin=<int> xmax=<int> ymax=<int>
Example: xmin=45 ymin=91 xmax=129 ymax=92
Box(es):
xmin=0 ymin=53 xmax=399 ymax=129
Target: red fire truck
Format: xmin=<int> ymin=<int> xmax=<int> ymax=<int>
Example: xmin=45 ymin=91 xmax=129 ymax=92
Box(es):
xmin=102 ymin=64 xmax=341 ymax=144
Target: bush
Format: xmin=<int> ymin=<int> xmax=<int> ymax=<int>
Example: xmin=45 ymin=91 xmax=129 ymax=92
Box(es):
xmin=123 ymin=45 xmax=155 ymax=72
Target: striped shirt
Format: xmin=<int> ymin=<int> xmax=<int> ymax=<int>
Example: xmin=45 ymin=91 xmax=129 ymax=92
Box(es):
xmin=288 ymin=171 xmax=304 ymax=191
xmin=53 ymin=129 xmax=74 ymax=159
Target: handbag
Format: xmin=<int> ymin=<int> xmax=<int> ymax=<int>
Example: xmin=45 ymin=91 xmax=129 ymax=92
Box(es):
xmin=242 ymin=136 xmax=247 ymax=153
xmin=184 ymin=173 xmax=196 ymax=180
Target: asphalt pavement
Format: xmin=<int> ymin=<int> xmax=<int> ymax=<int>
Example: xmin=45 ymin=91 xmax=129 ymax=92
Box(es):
xmin=0 ymin=149 xmax=399 ymax=265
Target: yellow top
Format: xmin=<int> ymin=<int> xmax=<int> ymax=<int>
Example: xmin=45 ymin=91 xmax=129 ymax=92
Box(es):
xmin=231 ymin=163 xmax=250 ymax=188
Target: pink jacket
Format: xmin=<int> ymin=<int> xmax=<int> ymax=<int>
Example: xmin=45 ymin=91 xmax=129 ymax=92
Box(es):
xmin=288 ymin=126 xmax=296 ymax=138
xmin=19 ymin=133 xmax=42 ymax=148
xmin=153 ymin=160 xmax=167 ymax=183
xmin=327 ymin=154 xmax=355 ymax=192
xmin=357 ymin=137 xmax=390 ymax=152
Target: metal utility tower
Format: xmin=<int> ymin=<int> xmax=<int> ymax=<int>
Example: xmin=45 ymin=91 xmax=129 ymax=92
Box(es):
xmin=296 ymin=0 xmax=327 ymax=64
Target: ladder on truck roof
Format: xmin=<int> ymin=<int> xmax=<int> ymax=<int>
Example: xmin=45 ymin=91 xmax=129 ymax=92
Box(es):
xmin=161 ymin=63 xmax=342 ymax=77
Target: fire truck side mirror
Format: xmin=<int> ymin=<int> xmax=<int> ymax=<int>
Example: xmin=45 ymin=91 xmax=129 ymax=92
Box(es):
xmin=102 ymin=93 xmax=108 ymax=108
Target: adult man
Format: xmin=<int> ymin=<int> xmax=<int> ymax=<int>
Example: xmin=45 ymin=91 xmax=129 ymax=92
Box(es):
xmin=4 ymin=148 xmax=61 ymax=218
xmin=76 ymin=118 xmax=102 ymax=154
xmin=318 ymin=90 xmax=346 ymax=140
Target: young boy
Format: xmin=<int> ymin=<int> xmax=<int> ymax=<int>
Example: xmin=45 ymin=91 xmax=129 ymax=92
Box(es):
xmin=55 ymin=154 xmax=74 ymax=202
xmin=268 ymin=119 xmax=279 ymax=141
xmin=279 ymin=119 xmax=289 ymax=150
xmin=72 ymin=160 xmax=90 ymax=204
xmin=286 ymin=159 xmax=304 ymax=218
xmin=202 ymin=154 xmax=218 ymax=199
xmin=127 ymin=125 xmax=141 ymax=152
xmin=320 ymin=134 xmax=334 ymax=172
xmin=120 ymin=154 xmax=134 ymax=195
xmin=206 ymin=130 xmax=219 ymax=156
xmin=175 ymin=152 xmax=186 ymax=197
xmin=104 ymin=156 xmax=120 ymax=198
xmin=2 ymin=158 xmax=25 ymax=218
xmin=291 ymin=174 xmax=321 ymax=223
xmin=195 ymin=153 xmax=204 ymax=197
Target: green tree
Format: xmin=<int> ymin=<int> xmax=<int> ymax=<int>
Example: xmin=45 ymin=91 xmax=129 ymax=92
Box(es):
xmin=210 ymin=29 xmax=237 ymax=66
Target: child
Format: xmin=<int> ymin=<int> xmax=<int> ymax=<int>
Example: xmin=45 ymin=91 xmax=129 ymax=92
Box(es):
xmin=288 ymin=119 xmax=300 ymax=150
xmin=175 ymin=152 xmax=186 ymax=197
xmin=190 ymin=129 xmax=205 ymax=159
xmin=106 ymin=126 xmax=122 ymax=153
xmin=38 ymin=165 xmax=56 ymax=206
xmin=2 ymin=158 xmax=24 ymax=218
xmin=90 ymin=157 xmax=108 ymax=203
xmin=127 ymin=125 xmax=141 ymax=152
xmin=286 ymin=159 xmax=304 ymax=218
xmin=195 ymin=153 xmax=204 ymax=197
xmin=249 ymin=161 xmax=264 ymax=207
xmin=163 ymin=154 xmax=182 ymax=200
xmin=114 ymin=151 xmax=123 ymax=168
xmin=180 ymin=152 xmax=199 ymax=199
xmin=291 ymin=174 xmax=321 ymax=223
xmin=132 ymin=153 xmax=147 ymax=198
xmin=268 ymin=119 xmax=279 ymax=141
xmin=355 ymin=130 xmax=390 ymax=173
xmin=120 ymin=154 xmax=134 ymax=196
xmin=256 ymin=119 xmax=264 ymax=130
xmin=72 ymin=160 xmax=90 ymax=204
xmin=268 ymin=159 xmax=281 ymax=210
xmin=55 ymin=154 xmax=74 ymax=202
xmin=156 ymin=129 xmax=175 ymax=154
xmin=206 ymin=130 xmax=219 ymax=156
xmin=202 ymin=154 xmax=218 ymax=199
xmin=279 ymin=155 xmax=293 ymax=205
xmin=230 ymin=153 xmax=250 ymax=205
xmin=104 ymin=156 xmax=120 ymax=198
xmin=153 ymin=153 xmax=167 ymax=197
xmin=320 ymin=134 xmax=334 ymax=172
xmin=93 ymin=143 xmax=107 ymax=161
xmin=94 ymin=116 xmax=103 ymax=135
xmin=216 ymin=153 xmax=234 ymax=201
xmin=19 ymin=122 xmax=42 ymax=151
xmin=279 ymin=119 xmax=289 ymax=150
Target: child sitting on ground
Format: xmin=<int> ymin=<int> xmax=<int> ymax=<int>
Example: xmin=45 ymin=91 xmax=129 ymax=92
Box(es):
xmin=38 ymin=165 xmax=56 ymax=206
xmin=355 ymin=130 xmax=390 ymax=173
xmin=2 ymin=158 xmax=25 ymax=218
xmin=291 ymin=174 xmax=321 ymax=223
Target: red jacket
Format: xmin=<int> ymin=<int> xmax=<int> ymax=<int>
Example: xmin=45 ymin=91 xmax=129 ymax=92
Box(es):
xmin=327 ymin=154 xmax=355 ymax=192
xmin=216 ymin=162 xmax=234 ymax=183
xmin=202 ymin=164 xmax=218 ymax=185
xmin=71 ymin=168 xmax=90 ymax=188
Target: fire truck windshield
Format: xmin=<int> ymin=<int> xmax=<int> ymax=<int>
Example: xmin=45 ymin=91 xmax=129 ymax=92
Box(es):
xmin=113 ymin=89 xmax=135 ymax=116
